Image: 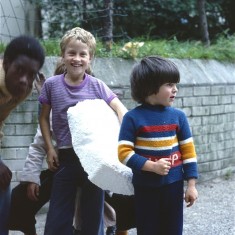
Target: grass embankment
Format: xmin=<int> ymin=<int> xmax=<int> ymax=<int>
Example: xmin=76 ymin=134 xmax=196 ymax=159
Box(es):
xmin=1 ymin=35 xmax=235 ymax=62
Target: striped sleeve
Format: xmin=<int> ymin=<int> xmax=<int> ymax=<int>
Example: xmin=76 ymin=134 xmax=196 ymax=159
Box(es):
xmin=118 ymin=114 xmax=148 ymax=171
xmin=178 ymin=115 xmax=198 ymax=179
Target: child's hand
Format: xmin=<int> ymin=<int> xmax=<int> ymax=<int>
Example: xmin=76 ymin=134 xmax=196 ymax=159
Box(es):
xmin=46 ymin=148 xmax=59 ymax=171
xmin=27 ymin=183 xmax=40 ymax=202
xmin=185 ymin=179 xmax=198 ymax=207
xmin=35 ymin=72 xmax=46 ymax=94
xmin=152 ymin=158 xmax=171 ymax=175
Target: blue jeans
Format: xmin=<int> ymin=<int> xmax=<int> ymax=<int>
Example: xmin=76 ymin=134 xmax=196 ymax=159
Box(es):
xmin=0 ymin=186 xmax=11 ymax=235
xmin=44 ymin=148 xmax=104 ymax=235
xmin=81 ymin=180 xmax=104 ymax=235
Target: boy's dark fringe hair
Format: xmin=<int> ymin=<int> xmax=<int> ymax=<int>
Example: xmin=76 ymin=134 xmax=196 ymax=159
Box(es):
xmin=130 ymin=56 xmax=180 ymax=103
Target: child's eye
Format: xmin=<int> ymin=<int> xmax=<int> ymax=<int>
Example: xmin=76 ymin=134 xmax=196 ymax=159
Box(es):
xmin=15 ymin=65 xmax=23 ymax=74
xmin=80 ymin=53 xmax=87 ymax=57
xmin=166 ymin=83 xmax=174 ymax=87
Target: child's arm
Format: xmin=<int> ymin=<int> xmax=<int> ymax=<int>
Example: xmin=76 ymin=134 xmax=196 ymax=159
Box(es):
xmin=185 ymin=178 xmax=198 ymax=207
xmin=109 ymin=97 xmax=128 ymax=123
xmin=20 ymin=125 xmax=47 ymax=185
xmin=39 ymin=104 xmax=59 ymax=171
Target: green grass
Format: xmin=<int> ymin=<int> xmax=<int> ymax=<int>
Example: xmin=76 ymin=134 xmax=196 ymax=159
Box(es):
xmin=41 ymin=39 xmax=61 ymax=56
xmin=1 ymin=34 xmax=235 ymax=62
xmin=109 ymin=35 xmax=235 ymax=62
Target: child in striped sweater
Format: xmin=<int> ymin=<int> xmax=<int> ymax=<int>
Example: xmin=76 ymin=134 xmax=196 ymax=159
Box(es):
xmin=118 ymin=56 xmax=198 ymax=235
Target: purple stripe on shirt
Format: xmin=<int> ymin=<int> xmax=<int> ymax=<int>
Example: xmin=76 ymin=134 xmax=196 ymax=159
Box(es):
xmin=39 ymin=73 xmax=117 ymax=148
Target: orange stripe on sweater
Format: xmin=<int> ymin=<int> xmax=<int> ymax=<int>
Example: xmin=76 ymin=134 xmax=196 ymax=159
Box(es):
xmin=118 ymin=144 xmax=134 ymax=162
xmin=136 ymin=136 xmax=178 ymax=148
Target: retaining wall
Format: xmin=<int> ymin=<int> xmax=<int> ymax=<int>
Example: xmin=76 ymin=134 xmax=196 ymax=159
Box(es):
xmin=1 ymin=57 xmax=235 ymax=187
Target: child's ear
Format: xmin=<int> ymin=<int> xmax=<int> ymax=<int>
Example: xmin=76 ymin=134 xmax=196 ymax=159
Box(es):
xmin=89 ymin=51 xmax=94 ymax=59
xmin=2 ymin=59 xmax=10 ymax=73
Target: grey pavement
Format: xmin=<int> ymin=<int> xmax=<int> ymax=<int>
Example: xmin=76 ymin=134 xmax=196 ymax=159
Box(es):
xmin=9 ymin=174 xmax=235 ymax=235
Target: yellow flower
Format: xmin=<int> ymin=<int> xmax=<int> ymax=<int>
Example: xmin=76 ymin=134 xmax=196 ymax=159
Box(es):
xmin=122 ymin=41 xmax=144 ymax=59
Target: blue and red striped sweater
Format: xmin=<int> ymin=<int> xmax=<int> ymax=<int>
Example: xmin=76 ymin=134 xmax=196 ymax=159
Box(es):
xmin=118 ymin=104 xmax=198 ymax=188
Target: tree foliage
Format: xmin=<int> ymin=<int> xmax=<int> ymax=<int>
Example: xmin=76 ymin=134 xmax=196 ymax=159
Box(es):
xmin=30 ymin=0 xmax=234 ymax=41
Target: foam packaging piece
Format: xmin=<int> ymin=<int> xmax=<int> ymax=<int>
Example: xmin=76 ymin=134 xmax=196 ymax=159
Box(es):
xmin=67 ymin=99 xmax=134 ymax=195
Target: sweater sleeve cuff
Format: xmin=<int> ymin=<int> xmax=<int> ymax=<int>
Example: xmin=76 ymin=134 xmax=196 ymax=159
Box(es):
xmin=183 ymin=162 xmax=199 ymax=180
xmin=127 ymin=154 xmax=148 ymax=172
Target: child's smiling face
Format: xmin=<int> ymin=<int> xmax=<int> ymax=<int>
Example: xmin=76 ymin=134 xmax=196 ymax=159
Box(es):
xmin=62 ymin=39 xmax=91 ymax=81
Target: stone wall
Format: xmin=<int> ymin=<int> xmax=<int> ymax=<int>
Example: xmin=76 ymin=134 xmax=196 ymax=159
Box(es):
xmin=1 ymin=57 xmax=235 ymax=187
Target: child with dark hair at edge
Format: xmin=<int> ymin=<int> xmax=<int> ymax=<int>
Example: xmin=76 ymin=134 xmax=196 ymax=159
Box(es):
xmin=118 ymin=56 xmax=198 ymax=235
xmin=39 ymin=27 xmax=127 ymax=235
xmin=0 ymin=35 xmax=45 ymax=235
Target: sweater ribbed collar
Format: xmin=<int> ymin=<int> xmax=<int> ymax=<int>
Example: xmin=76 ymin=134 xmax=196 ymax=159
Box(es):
xmin=142 ymin=102 xmax=169 ymax=111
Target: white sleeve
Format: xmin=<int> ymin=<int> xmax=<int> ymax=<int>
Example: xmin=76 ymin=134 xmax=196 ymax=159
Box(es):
xmin=20 ymin=125 xmax=47 ymax=185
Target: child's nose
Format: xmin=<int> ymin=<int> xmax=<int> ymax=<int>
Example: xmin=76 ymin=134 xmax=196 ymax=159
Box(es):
xmin=74 ymin=54 xmax=81 ymax=61
xmin=173 ymin=85 xmax=178 ymax=92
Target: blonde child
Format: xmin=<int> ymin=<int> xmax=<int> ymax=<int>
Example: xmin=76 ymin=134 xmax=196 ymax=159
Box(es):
xmin=39 ymin=27 xmax=127 ymax=235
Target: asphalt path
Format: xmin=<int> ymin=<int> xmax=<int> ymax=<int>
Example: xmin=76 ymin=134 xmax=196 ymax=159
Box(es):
xmin=9 ymin=174 xmax=235 ymax=235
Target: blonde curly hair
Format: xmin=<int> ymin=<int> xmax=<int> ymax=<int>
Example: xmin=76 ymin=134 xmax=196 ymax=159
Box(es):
xmin=60 ymin=27 xmax=96 ymax=58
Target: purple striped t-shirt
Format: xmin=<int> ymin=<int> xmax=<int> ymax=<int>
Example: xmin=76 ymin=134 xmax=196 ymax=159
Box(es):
xmin=38 ymin=73 xmax=117 ymax=148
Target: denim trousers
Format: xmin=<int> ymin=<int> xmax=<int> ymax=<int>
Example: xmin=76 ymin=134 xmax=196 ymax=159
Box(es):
xmin=44 ymin=148 xmax=104 ymax=235
xmin=0 ymin=186 xmax=11 ymax=235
